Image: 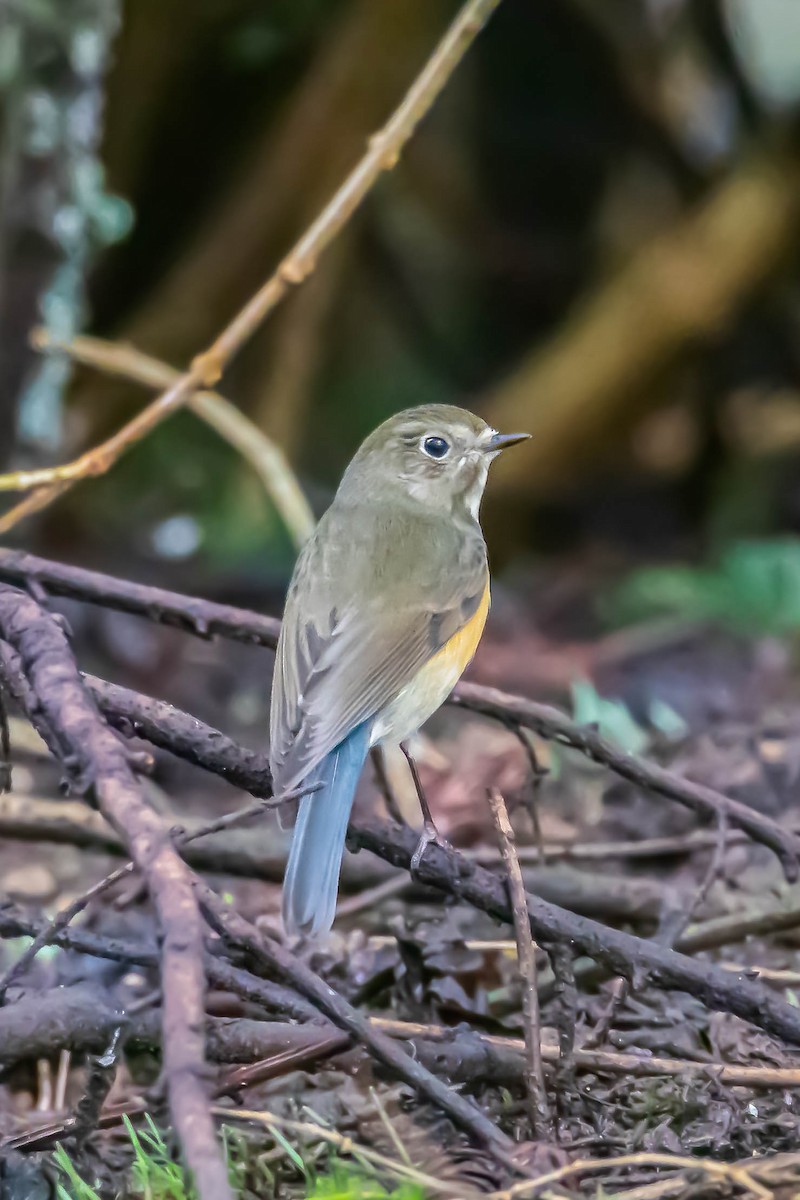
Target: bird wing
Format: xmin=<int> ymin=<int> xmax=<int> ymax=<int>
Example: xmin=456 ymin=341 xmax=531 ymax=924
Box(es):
xmin=269 ymin=506 xmax=487 ymax=792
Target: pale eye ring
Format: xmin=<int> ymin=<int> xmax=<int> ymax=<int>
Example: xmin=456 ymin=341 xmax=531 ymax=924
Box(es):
xmin=422 ymin=435 xmax=449 ymax=460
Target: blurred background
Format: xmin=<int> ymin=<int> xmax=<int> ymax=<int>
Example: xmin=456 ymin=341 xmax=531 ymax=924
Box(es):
xmin=8 ymin=4 xmax=800 ymax=1180
xmin=4 ymin=0 xmax=800 ymax=717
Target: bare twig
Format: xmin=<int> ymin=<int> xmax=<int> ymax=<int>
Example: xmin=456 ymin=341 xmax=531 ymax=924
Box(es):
xmin=6 ymin=659 xmax=799 ymax=1045
xmin=546 ymin=943 xmax=577 ymax=1126
xmin=452 ymin=681 xmax=800 ymax=881
xmin=487 ymin=788 xmax=552 ymax=1139
xmin=0 ymin=547 xmax=280 ymax=647
xmin=352 ymin=817 xmax=800 ymax=1048
xmin=0 ymin=0 xmax=503 ymax=533
xmin=371 ymin=744 xmax=408 ymax=826
xmin=5 ymin=916 xmax=800 ymax=1103
xmin=0 ymin=547 xmax=794 ymax=877
xmin=487 ymin=1150 xmax=772 ymax=1200
xmin=217 ymin=1106 xmax=466 ymax=1199
xmin=31 ymin=328 xmax=315 ymax=549
xmin=197 ymin=881 xmax=519 ymax=1171
xmin=371 ymin=1017 xmax=800 ymax=1090
xmin=583 ymin=807 xmax=731 ymax=1048
xmin=660 ymin=806 xmax=729 ymax=947
xmin=0 ymin=784 xmax=311 ymax=1002
xmin=0 ymin=587 xmax=233 ymax=1200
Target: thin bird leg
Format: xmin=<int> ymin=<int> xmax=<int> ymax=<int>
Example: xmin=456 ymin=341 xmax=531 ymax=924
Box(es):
xmin=399 ymin=741 xmax=447 ymax=875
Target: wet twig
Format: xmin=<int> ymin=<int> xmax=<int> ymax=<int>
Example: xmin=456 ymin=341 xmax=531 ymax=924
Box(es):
xmin=67 ymin=1033 xmax=121 ymax=1154
xmin=487 ymin=788 xmax=552 ymax=1140
xmin=0 ymin=547 xmax=280 ymax=647
xmin=5 ymin=663 xmax=800 ymax=1045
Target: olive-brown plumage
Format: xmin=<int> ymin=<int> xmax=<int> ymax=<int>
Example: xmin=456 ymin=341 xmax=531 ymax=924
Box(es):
xmin=270 ymin=404 xmax=528 ymax=937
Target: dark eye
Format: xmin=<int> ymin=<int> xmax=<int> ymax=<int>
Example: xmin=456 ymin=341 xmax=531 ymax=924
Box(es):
xmin=423 ymin=435 xmax=449 ymax=460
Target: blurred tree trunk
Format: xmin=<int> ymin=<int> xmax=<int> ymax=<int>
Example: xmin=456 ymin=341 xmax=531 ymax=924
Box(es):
xmin=485 ymin=138 xmax=800 ymax=504
xmin=0 ymin=0 xmax=123 ymax=466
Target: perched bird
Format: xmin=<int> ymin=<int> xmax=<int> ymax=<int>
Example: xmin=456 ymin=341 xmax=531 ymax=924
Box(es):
xmin=269 ymin=404 xmax=529 ymax=937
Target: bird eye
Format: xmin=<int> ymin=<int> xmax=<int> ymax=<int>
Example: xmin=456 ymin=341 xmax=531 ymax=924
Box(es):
xmin=422 ymin=435 xmax=449 ymax=460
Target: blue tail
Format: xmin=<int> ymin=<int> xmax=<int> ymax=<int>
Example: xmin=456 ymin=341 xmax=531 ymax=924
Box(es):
xmin=282 ymin=723 xmax=370 ymax=939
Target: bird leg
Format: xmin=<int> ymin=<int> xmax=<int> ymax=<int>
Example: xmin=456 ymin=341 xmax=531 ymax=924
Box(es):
xmin=399 ymin=741 xmax=448 ymax=876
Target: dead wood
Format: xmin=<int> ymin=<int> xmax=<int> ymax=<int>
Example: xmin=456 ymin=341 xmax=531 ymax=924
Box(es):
xmin=0 ymin=586 xmax=233 ymax=1200
xmin=0 ymin=546 xmax=794 ymax=877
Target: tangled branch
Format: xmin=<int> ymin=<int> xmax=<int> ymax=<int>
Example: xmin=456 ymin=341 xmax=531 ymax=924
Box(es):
xmin=0 ymin=587 xmax=233 ymax=1200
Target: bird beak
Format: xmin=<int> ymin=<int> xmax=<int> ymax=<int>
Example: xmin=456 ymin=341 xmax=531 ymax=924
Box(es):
xmin=484 ymin=430 xmax=531 ymax=453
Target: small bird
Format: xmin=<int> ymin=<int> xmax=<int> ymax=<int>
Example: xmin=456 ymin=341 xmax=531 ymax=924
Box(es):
xmin=270 ymin=404 xmax=529 ymax=937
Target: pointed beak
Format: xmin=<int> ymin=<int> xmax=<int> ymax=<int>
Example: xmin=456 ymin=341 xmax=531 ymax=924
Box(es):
xmin=484 ymin=430 xmax=531 ymax=453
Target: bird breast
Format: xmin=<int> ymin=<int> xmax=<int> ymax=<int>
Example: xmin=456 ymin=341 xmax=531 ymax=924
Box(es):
xmin=371 ymin=580 xmax=490 ymax=747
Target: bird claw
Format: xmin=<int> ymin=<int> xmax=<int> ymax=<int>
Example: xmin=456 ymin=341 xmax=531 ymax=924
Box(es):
xmin=410 ymin=820 xmax=449 ymax=878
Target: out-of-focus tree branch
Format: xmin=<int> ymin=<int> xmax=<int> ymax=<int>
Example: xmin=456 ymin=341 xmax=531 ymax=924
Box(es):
xmin=31 ymin=329 xmax=315 ymax=548
xmin=0 ymin=0 xmax=503 ymax=534
xmin=486 ymin=140 xmax=800 ymax=497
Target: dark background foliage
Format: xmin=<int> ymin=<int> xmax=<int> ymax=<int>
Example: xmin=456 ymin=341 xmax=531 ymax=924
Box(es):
xmin=4 ymin=0 xmax=800 ymax=600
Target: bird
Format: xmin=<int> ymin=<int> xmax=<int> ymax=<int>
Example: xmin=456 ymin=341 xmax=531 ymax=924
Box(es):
xmin=269 ymin=404 xmax=529 ymax=938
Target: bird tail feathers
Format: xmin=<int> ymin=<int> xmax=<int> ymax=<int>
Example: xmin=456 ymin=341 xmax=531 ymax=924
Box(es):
xmin=281 ymin=723 xmax=370 ymax=939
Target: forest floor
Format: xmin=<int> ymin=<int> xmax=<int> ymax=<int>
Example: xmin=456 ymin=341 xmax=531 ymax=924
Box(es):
xmin=0 ymin=551 xmax=799 ymax=1199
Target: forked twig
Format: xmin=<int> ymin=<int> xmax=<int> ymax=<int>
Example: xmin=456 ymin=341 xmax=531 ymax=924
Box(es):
xmin=0 ymin=0 xmax=503 ymax=534
xmin=0 ymin=783 xmax=313 ymax=1002
xmin=0 ymin=587 xmax=233 ymax=1200
xmin=487 ymin=788 xmax=552 ymax=1139
xmin=31 ymin=328 xmax=315 ymax=549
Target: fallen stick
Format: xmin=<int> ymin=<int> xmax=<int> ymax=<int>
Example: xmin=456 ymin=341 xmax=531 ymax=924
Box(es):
xmin=452 ymin=681 xmax=800 ymax=881
xmin=352 ymin=817 xmax=800 ymax=1047
xmin=0 ymin=587 xmax=233 ymax=1200
xmin=7 ymin=670 xmax=799 ymax=1047
xmin=0 ymin=545 xmax=795 ymax=877
xmin=0 ymin=546 xmax=280 ymax=647
xmin=487 ymin=788 xmax=551 ymax=1138
xmin=196 ymin=880 xmax=520 ymax=1172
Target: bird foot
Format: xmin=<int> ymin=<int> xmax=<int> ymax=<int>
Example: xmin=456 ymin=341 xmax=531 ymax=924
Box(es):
xmin=410 ymin=820 xmax=449 ymax=878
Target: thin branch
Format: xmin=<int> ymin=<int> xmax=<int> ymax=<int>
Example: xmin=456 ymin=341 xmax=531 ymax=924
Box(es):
xmin=197 ymin=881 xmax=520 ymax=1171
xmin=0 ymin=784 xmax=310 ymax=1002
xmin=0 ymin=547 xmax=794 ymax=878
xmin=6 ymin=660 xmax=800 ymax=1046
xmin=487 ymin=788 xmax=552 ymax=1139
xmin=487 ymin=1150 xmax=772 ymax=1200
xmin=452 ymin=681 xmax=800 ymax=881
xmin=4 ymin=911 xmax=800 ymax=1099
xmin=0 ymin=587 xmax=233 ymax=1200
xmin=31 ymin=328 xmax=315 ymax=549
xmin=216 ymin=1106 xmax=465 ymax=1199
xmin=371 ymin=1017 xmax=800 ymax=1090
xmin=352 ymin=817 xmax=800 ymax=1048
xmin=0 ymin=547 xmax=280 ymax=647
xmin=0 ymin=0 xmax=503 ymax=533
